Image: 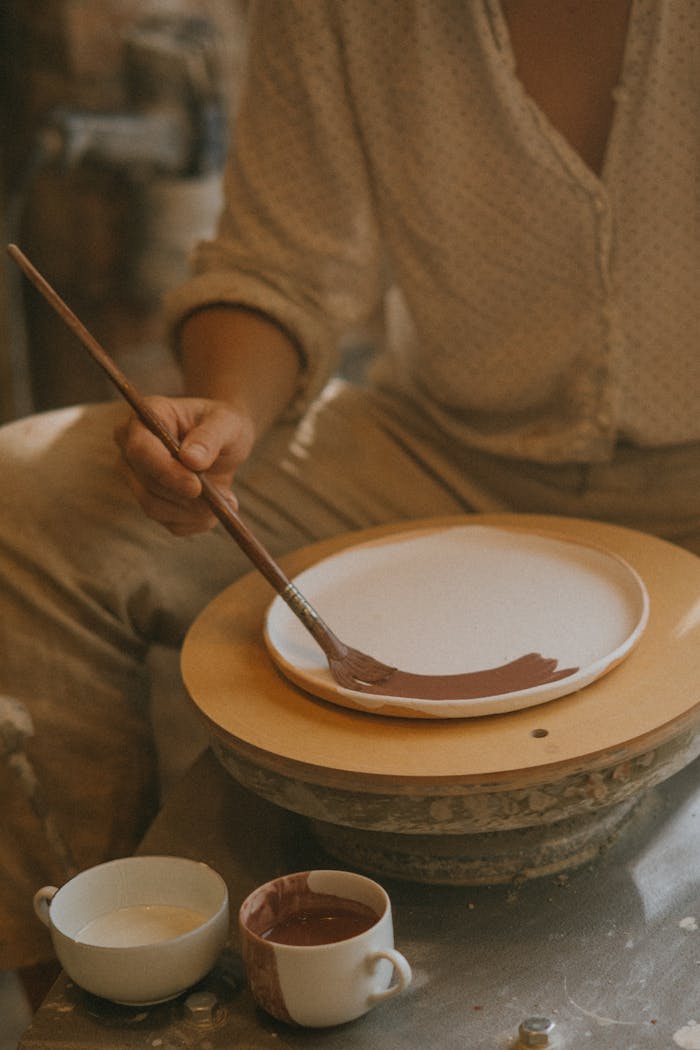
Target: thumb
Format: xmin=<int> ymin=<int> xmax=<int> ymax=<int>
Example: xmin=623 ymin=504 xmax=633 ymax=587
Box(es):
xmin=179 ymin=423 xmax=222 ymax=472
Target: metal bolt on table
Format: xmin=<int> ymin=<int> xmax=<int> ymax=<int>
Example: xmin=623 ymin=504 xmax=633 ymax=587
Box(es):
xmin=184 ymin=990 xmax=220 ymax=1027
xmin=518 ymin=1016 xmax=556 ymax=1048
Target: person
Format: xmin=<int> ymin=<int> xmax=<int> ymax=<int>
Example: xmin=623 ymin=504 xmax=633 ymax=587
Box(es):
xmin=2 ymin=0 xmax=699 ymax=993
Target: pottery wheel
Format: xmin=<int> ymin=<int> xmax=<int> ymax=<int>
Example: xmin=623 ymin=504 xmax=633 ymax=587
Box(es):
xmin=181 ymin=514 xmax=700 ymax=884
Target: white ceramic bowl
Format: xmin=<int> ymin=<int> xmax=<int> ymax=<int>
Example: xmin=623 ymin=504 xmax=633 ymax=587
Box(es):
xmin=34 ymin=855 xmax=229 ymax=1004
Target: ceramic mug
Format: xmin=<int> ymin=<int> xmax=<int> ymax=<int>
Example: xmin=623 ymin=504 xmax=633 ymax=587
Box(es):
xmin=239 ymin=869 xmax=412 ymax=1027
xmin=33 ymin=855 xmax=229 ymax=1005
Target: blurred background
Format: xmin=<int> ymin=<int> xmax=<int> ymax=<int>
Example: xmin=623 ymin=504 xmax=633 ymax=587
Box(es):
xmin=1 ymin=4 xmax=248 ymax=1043
xmin=1 ymin=0 xmax=249 ymax=424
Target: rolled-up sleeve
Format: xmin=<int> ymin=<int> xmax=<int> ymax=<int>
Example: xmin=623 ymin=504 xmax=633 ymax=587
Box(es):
xmin=164 ymin=0 xmax=386 ymax=418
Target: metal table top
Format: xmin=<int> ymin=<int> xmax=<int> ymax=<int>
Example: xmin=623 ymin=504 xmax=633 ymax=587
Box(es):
xmin=19 ymin=748 xmax=700 ymax=1050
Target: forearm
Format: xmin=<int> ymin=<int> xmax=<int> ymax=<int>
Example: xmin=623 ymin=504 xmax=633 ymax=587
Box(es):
xmin=178 ymin=305 xmax=303 ymax=442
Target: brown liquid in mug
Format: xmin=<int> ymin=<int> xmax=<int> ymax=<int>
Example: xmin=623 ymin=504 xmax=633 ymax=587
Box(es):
xmin=262 ymin=899 xmax=379 ymax=946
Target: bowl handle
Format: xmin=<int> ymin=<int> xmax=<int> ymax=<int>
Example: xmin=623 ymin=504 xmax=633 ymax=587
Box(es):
xmin=33 ymin=886 xmax=58 ymax=927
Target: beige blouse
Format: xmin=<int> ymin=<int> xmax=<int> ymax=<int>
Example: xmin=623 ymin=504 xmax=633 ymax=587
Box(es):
xmin=165 ymin=0 xmax=700 ymax=464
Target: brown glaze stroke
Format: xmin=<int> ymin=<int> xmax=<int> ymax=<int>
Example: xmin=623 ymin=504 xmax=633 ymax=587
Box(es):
xmin=349 ymin=652 xmax=579 ymax=700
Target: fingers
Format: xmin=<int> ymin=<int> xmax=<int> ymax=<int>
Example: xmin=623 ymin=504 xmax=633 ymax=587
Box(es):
xmin=115 ymin=457 xmax=218 ymax=535
xmin=114 ymin=400 xmax=202 ymax=501
xmin=113 ymin=397 xmax=244 ymax=536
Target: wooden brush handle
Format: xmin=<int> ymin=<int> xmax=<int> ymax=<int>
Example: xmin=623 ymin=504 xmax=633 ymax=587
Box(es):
xmin=6 ymin=243 xmax=339 ymax=650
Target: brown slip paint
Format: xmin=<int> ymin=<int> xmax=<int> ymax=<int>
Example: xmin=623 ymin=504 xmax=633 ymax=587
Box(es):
xmin=354 ymin=651 xmax=578 ymax=700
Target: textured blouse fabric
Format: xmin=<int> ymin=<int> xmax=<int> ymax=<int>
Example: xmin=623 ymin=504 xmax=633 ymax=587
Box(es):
xmin=164 ymin=0 xmax=700 ymax=464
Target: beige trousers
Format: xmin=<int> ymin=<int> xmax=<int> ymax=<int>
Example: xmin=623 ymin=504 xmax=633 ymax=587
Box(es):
xmin=1 ymin=380 xmax=699 ymax=969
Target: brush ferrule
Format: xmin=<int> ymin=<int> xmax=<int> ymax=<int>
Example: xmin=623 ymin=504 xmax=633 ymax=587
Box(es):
xmin=282 ymin=583 xmax=320 ymax=631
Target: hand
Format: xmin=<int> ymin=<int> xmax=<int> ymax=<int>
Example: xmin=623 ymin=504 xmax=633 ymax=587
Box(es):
xmin=114 ymin=396 xmax=255 ymax=535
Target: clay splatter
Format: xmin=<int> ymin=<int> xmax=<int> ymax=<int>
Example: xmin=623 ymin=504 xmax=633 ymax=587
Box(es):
xmin=673 ymin=1021 xmax=700 ymax=1049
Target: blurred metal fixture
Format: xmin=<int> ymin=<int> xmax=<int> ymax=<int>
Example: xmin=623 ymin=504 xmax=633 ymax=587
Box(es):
xmin=36 ymin=14 xmax=226 ymax=178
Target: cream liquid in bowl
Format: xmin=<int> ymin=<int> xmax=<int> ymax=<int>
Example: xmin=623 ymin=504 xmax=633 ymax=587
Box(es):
xmin=76 ymin=904 xmax=207 ymax=948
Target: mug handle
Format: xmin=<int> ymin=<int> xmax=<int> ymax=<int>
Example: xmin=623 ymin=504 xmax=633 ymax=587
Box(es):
xmin=367 ymin=948 xmax=412 ymax=1004
xmin=33 ymin=886 xmax=58 ymax=927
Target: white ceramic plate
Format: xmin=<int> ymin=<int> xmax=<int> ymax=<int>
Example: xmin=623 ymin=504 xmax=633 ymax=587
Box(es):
xmin=264 ymin=524 xmax=650 ymax=718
